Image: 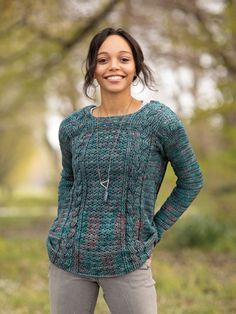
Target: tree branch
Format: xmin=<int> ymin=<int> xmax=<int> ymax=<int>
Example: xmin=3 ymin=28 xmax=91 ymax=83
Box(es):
xmin=37 ymin=0 xmax=123 ymax=74
xmin=0 ymin=19 xmax=24 ymax=37
xmin=62 ymin=0 xmax=123 ymax=50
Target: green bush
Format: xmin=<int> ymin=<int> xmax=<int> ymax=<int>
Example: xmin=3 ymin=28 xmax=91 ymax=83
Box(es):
xmin=164 ymin=212 xmax=235 ymax=251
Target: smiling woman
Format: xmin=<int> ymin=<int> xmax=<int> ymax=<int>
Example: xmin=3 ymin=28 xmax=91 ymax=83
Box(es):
xmin=46 ymin=27 xmax=203 ymax=314
xmin=83 ymin=28 xmax=155 ymax=117
xmin=94 ymin=35 xmax=136 ymax=102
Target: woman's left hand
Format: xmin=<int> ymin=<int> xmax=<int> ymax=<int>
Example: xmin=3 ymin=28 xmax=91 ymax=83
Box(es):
xmin=147 ymin=255 xmax=152 ymax=267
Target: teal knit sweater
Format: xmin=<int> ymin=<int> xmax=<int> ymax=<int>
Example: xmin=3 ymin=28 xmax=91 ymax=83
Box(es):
xmin=46 ymin=100 xmax=203 ymax=277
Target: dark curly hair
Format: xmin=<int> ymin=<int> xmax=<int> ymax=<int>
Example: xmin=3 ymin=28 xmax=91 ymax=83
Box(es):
xmin=83 ymin=27 xmax=156 ymax=99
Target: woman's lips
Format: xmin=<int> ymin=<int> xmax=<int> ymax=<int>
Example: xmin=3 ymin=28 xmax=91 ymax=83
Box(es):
xmin=105 ymin=75 xmax=125 ymax=82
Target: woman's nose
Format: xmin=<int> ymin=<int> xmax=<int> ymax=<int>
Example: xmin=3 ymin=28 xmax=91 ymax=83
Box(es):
xmin=109 ymin=59 xmax=120 ymax=70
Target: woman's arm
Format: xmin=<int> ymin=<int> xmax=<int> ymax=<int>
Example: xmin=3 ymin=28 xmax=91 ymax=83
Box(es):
xmin=153 ymin=110 xmax=204 ymax=245
xmin=57 ymin=119 xmax=74 ymax=216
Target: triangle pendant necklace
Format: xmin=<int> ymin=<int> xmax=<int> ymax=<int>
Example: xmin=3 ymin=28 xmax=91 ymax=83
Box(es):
xmin=95 ymin=98 xmax=134 ymax=203
xmin=100 ymin=179 xmax=109 ymax=202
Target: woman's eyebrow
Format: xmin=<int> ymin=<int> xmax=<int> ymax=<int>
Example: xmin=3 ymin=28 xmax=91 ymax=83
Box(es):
xmin=97 ymin=50 xmax=132 ymax=55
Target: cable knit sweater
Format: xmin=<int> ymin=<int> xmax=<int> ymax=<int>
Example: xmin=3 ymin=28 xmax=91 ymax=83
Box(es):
xmin=46 ymin=100 xmax=203 ymax=277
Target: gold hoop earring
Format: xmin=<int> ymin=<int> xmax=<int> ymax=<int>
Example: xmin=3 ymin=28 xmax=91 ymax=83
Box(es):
xmin=93 ymin=79 xmax=99 ymax=88
xmin=132 ymin=77 xmax=139 ymax=86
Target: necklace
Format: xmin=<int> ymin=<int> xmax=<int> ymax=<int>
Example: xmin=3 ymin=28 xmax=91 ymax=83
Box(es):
xmin=95 ymin=97 xmax=134 ymax=202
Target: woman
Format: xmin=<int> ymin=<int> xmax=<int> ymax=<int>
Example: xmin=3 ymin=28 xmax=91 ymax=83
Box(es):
xmin=47 ymin=27 xmax=203 ymax=314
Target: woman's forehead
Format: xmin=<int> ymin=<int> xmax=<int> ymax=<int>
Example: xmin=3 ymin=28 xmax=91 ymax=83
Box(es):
xmin=98 ymin=35 xmax=132 ymax=54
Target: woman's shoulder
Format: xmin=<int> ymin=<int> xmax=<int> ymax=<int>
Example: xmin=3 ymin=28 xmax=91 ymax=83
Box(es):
xmin=147 ymin=100 xmax=177 ymax=117
xmin=147 ymin=100 xmax=182 ymax=129
xmin=59 ymin=105 xmax=89 ymax=138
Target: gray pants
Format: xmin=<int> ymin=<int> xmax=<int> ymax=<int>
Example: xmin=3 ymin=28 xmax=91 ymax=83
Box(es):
xmin=48 ymin=259 xmax=158 ymax=314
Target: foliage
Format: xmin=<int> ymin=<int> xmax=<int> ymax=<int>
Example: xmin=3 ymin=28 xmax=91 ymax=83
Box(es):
xmin=162 ymin=212 xmax=236 ymax=252
xmin=0 ymin=0 xmax=123 ymax=189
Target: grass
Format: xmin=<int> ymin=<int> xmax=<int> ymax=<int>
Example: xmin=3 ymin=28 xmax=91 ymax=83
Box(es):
xmin=0 ymin=211 xmax=235 ymax=313
xmin=153 ymin=249 xmax=236 ymax=313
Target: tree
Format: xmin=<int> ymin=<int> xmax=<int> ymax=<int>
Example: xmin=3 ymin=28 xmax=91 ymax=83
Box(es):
xmin=0 ymin=0 xmax=123 ymax=190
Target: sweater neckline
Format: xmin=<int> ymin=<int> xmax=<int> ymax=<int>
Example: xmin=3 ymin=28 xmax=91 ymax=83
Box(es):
xmin=87 ymin=100 xmax=152 ymax=120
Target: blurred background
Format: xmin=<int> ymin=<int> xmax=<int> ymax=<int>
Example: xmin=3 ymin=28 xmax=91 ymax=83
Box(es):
xmin=0 ymin=0 xmax=235 ymax=313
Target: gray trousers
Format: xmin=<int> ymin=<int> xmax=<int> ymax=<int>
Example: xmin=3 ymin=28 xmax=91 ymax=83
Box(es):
xmin=48 ymin=259 xmax=158 ymax=314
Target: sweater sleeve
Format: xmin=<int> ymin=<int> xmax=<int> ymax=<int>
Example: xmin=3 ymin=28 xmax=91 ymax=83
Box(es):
xmin=153 ymin=109 xmax=203 ymax=245
xmin=57 ymin=119 xmax=74 ymax=215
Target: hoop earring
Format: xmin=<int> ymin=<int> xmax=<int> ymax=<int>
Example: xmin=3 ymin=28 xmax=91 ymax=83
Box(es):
xmin=93 ymin=79 xmax=99 ymax=88
xmin=132 ymin=77 xmax=139 ymax=86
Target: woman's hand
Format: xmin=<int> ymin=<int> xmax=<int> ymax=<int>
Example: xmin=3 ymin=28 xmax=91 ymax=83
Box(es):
xmin=147 ymin=255 xmax=152 ymax=267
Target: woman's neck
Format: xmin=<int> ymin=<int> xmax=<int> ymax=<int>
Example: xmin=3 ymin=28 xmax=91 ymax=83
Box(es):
xmin=98 ymin=92 xmax=138 ymax=116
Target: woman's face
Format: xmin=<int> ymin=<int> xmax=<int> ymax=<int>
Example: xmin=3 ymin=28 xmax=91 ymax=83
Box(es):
xmin=94 ymin=35 xmax=136 ymax=95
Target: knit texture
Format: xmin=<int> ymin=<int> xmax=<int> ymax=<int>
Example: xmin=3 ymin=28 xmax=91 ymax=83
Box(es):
xmin=46 ymin=100 xmax=203 ymax=277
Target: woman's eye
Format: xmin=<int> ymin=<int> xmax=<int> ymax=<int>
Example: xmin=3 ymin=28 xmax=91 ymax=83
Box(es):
xmin=97 ymin=57 xmax=130 ymax=64
xmin=97 ymin=59 xmax=107 ymax=64
xmin=121 ymin=58 xmax=129 ymax=62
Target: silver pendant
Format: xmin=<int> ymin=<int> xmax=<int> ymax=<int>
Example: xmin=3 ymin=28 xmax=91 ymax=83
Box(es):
xmin=104 ymin=189 xmax=108 ymax=202
xmin=100 ymin=179 xmax=109 ymax=189
xmin=100 ymin=179 xmax=109 ymax=202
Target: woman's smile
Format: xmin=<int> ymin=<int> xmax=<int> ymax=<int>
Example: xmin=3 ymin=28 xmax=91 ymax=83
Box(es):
xmin=94 ymin=35 xmax=136 ymax=94
xmin=105 ymin=75 xmax=126 ymax=83
xmin=105 ymin=75 xmax=125 ymax=81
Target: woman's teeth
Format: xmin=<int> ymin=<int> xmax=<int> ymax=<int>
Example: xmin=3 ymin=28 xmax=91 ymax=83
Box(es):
xmin=106 ymin=76 xmax=124 ymax=81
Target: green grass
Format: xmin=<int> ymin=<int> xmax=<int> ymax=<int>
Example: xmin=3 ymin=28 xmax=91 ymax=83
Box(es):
xmin=153 ymin=249 xmax=236 ymax=313
xmin=0 ymin=188 xmax=57 ymax=209
xmin=0 ymin=213 xmax=235 ymax=313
